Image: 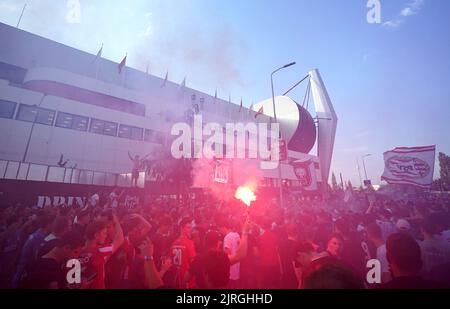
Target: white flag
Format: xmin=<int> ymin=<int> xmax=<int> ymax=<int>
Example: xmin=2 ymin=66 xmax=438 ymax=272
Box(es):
xmin=381 ymin=145 xmax=435 ymax=188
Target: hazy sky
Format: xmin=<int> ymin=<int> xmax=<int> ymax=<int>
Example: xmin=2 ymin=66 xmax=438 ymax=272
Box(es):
xmin=1 ymin=0 xmax=449 ymax=185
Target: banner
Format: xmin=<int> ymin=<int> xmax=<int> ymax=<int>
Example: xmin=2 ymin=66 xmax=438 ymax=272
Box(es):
xmin=214 ymin=160 xmax=230 ymax=184
xmin=381 ymin=145 xmax=436 ymax=188
xmin=290 ymin=159 xmax=313 ymax=187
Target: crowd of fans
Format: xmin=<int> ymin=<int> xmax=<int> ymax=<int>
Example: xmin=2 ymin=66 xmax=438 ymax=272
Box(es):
xmin=0 ymin=187 xmax=449 ymax=289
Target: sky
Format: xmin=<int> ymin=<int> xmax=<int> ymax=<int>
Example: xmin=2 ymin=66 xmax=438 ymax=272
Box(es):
xmin=1 ymin=0 xmax=449 ymax=186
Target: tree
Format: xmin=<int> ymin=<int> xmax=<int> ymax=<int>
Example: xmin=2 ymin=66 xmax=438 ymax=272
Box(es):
xmin=331 ymin=172 xmax=338 ymax=190
xmin=438 ymin=152 xmax=450 ymax=191
xmin=347 ymin=180 xmax=353 ymax=191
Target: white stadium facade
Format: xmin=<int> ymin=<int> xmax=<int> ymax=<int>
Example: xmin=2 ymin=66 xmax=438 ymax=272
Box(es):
xmin=0 ymin=22 xmax=337 ymax=206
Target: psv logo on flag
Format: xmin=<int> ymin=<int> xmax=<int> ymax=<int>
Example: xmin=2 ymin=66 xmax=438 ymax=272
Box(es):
xmin=381 ymin=145 xmax=436 ymax=188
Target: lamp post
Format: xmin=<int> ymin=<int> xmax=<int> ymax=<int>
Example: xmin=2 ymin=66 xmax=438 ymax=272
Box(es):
xmin=362 ymin=154 xmax=372 ymax=185
xmin=22 ymin=94 xmax=47 ymax=163
xmin=271 ymin=62 xmax=296 ymax=208
xmin=356 ymin=158 xmax=363 ymax=188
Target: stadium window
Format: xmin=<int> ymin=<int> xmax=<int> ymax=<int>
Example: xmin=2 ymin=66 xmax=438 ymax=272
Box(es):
xmin=55 ymin=112 xmax=89 ymax=132
xmin=118 ymin=124 xmax=131 ymax=139
xmin=55 ymin=112 xmax=72 ymax=129
xmin=144 ymin=129 xmax=165 ymax=144
xmin=16 ymin=104 xmax=55 ymax=126
xmin=0 ymin=99 xmax=17 ymax=119
xmin=119 ymin=124 xmax=143 ymax=140
xmin=130 ymin=126 xmax=143 ymax=141
xmin=103 ymin=121 xmax=118 ymax=136
xmin=90 ymin=118 xmax=118 ymax=136
xmin=72 ymin=114 xmax=89 ymax=131
xmin=90 ymin=118 xmax=105 ymax=134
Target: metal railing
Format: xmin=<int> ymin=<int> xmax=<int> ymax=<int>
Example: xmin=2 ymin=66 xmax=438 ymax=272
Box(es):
xmin=0 ymin=159 xmax=144 ymax=188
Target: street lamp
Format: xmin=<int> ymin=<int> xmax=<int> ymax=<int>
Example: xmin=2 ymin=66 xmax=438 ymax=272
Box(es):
xmin=356 ymin=158 xmax=363 ymax=188
xmin=22 ymin=94 xmax=47 ymax=163
xmin=362 ymin=154 xmax=372 ymax=183
xmin=271 ymin=62 xmax=296 ymax=208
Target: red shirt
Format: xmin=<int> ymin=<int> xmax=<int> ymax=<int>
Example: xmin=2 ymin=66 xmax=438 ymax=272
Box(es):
xmin=171 ymin=236 xmax=196 ymax=287
xmin=80 ymin=246 xmax=113 ymax=289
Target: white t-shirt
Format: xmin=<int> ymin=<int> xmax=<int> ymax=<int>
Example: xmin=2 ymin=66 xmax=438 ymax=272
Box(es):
xmin=223 ymin=232 xmax=240 ymax=281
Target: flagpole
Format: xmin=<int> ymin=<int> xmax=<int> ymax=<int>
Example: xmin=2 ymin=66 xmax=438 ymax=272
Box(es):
xmin=16 ymin=3 xmax=27 ymax=28
xmin=356 ymin=158 xmax=363 ymax=188
xmin=95 ymin=43 xmax=103 ymax=80
xmin=121 ymin=53 xmax=127 ymax=88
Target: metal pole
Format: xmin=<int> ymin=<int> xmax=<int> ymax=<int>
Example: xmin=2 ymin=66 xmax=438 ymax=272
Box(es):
xmin=362 ymin=154 xmax=371 ymax=180
xmin=16 ymin=4 xmax=27 ymax=28
xmin=356 ymin=158 xmax=363 ymax=187
xmin=362 ymin=157 xmax=368 ymax=180
xmin=270 ymin=62 xmax=295 ymax=208
xmin=271 ymin=71 xmax=284 ymax=208
xmin=22 ymin=94 xmax=47 ymax=163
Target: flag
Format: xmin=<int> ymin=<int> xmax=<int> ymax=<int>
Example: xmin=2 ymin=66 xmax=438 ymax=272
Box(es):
xmin=179 ymin=76 xmax=186 ymax=89
xmin=239 ymin=97 xmax=243 ymax=112
xmin=381 ymin=145 xmax=436 ymax=188
xmin=161 ymin=71 xmax=168 ymax=88
xmin=118 ymin=54 xmax=127 ymax=74
xmin=254 ymin=106 xmax=264 ymax=118
xmin=92 ymin=44 xmax=103 ymax=63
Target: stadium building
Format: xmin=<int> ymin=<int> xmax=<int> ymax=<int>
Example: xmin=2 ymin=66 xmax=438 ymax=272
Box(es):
xmin=0 ymin=22 xmax=337 ymax=206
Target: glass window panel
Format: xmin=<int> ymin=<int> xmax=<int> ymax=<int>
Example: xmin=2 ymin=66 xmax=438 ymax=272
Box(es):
xmin=4 ymin=161 xmax=19 ymax=179
xmin=90 ymin=118 xmax=105 ymax=134
xmin=55 ymin=112 xmax=73 ymax=129
xmin=71 ymin=169 xmax=81 ymax=184
xmin=118 ymin=125 xmax=132 ymax=139
xmin=47 ymin=166 xmax=65 ymax=182
xmin=71 ymin=115 xmax=89 ymax=131
xmin=64 ymin=168 xmax=73 ymax=183
xmin=27 ymin=164 xmax=47 ymax=181
xmin=78 ymin=170 xmax=93 ymax=184
xmin=130 ymin=126 xmax=143 ymax=141
xmin=17 ymin=163 xmax=29 ymax=180
xmin=103 ymin=121 xmax=118 ymax=136
xmin=93 ymin=172 xmax=106 ymax=185
xmin=35 ymin=108 xmax=55 ymax=125
xmin=0 ymin=100 xmax=16 ymax=119
xmin=16 ymin=104 xmax=38 ymax=122
xmin=0 ymin=160 xmax=8 ymax=178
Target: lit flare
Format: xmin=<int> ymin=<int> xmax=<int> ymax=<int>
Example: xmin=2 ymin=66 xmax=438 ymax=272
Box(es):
xmin=234 ymin=186 xmax=256 ymax=207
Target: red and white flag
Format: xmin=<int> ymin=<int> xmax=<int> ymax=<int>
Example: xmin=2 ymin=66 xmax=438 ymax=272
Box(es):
xmin=381 ymin=145 xmax=436 ymax=188
xmin=254 ymin=106 xmax=264 ymax=118
xmin=118 ymin=55 xmax=127 ymax=74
